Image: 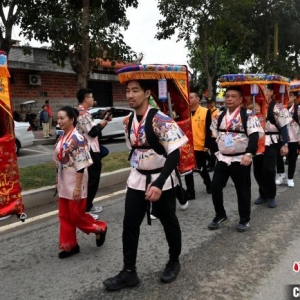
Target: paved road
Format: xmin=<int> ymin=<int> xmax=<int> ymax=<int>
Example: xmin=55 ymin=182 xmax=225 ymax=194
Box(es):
xmin=2 ymin=170 xmax=300 ymax=299
xmin=17 ymin=138 xmax=128 ymax=168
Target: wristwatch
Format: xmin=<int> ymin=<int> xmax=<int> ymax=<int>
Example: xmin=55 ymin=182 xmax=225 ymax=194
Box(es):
xmin=283 ymin=143 xmax=288 ymax=147
xmin=246 ymin=153 xmax=253 ymax=158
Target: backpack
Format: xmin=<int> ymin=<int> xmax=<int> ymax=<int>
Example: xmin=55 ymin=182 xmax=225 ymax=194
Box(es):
xmin=127 ymin=108 xmax=186 ymax=204
xmin=217 ymin=106 xmax=249 ymax=136
xmin=127 ymin=108 xmax=166 ymax=158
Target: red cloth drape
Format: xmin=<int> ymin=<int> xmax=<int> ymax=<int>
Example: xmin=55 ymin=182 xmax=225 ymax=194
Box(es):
xmin=0 ymin=134 xmax=25 ymax=218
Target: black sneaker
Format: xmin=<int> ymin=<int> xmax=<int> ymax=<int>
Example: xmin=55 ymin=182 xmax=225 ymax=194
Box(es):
xmin=103 ymin=270 xmax=140 ymax=291
xmin=58 ymin=244 xmax=80 ymax=259
xmin=160 ymin=261 xmax=181 ymax=283
xmin=206 ymin=185 xmax=212 ymax=194
xmin=208 ymin=215 xmax=228 ymax=230
xmin=186 ymin=192 xmax=196 ymax=201
xmin=254 ymin=197 xmax=266 ymax=205
xmin=236 ymin=220 xmax=250 ymax=232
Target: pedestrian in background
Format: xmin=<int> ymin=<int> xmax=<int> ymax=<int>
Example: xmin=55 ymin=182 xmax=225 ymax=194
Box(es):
xmin=40 ymin=105 xmax=50 ymax=138
xmin=184 ymin=91 xmax=212 ymax=200
xmin=45 ymin=99 xmax=53 ymax=135
xmin=54 ymin=106 xmax=107 ymax=259
xmin=253 ymin=84 xmax=290 ymax=208
xmin=276 ymin=91 xmax=300 ymax=188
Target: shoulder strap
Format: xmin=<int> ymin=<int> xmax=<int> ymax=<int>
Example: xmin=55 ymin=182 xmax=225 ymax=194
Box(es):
xmin=144 ymin=108 xmax=166 ymax=155
xmin=293 ymin=104 xmax=299 ymax=125
xmin=127 ymin=108 xmax=166 ymax=160
xmin=267 ymin=101 xmax=277 ymax=125
xmin=217 ymin=109 xmax=227 ymax=131
xmin=127 ymin=112 xmax=134 ymax=142
xmin=210 ymin=108 xmax=217 ymax=114
xmin=239 ymin=107 xmax=249 ymax=137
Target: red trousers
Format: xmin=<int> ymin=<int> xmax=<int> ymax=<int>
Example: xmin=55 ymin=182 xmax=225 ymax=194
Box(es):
xmin=58 ymin=197 xmax=107 ymax=251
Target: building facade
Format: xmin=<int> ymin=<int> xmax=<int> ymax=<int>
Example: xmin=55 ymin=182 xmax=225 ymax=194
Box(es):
xmin=8 ymin=46 xmax=139 ymax=123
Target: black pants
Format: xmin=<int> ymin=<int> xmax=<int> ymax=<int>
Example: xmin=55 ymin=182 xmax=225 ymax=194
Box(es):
xmin=253 ymin=144 xmax=279 ymax=200
xmin=185 ymin=150 xmax=212 ymax=194
xmin=277 ymin=142 xmax=298 ymax=179
xmin=211 ymin=161 xmax=251 ymax=222
xmin=123 ymin=188 xmax=182 ymax=270
xmin=207 ymin=138 xmax=218 ymax=168
xmin=86 ymin=150 xmax=102 ymax=212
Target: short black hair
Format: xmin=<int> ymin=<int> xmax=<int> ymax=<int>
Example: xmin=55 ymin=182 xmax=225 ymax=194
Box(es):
xmin=267 ymin=84 xmax=274 ymax=91
xmin=225 ymin=86 xmax=242 ymax=96
xmin=126 ymin=80 xmax=154 ymax=92
xmin=45 ymin=99 xmax=49 ymax=104
xmin=76 ymin=88 xmax=93 ymax=104
xmin=58 ymin=106 xmax=79 ymax=127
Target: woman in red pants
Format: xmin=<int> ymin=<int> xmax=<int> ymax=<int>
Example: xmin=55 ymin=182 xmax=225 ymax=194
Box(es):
xmin=54 ymin=106 xmax=107 ymax=259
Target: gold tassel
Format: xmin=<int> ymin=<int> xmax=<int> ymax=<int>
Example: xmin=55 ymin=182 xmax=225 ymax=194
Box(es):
xmin=220 ymin=81 xmax=290 ymax=87
xmin=118 ymin=71 xmax=187 ymax=84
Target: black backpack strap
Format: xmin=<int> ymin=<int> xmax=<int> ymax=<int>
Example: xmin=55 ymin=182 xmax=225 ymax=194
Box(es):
xmin=239 ymin=107 xmax=249 ymax=137
xmin=127 ymin=108 xmax=166 ymax=161
xmin=217 ymin=109 xmax=226 ymax=131
xmin=266 ymin=101 xmax=277 ymax=125
xmin=144 ymin=108 xmax=166 ymax=156
xmin=293 ymin=104 xmax=299 ymax=125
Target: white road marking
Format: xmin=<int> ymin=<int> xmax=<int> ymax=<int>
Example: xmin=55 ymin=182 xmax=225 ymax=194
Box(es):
xmin=0 ymin=189 xmax=126 ymax=233
xmin=20 ymin=148 xmax=49 ymax=154
xmin=18 ymin=153 xmax=52 ymax=159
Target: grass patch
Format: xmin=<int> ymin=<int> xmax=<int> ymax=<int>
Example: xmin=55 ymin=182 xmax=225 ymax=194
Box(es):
xmin=19 ymin=151 xmax=130 ymax=191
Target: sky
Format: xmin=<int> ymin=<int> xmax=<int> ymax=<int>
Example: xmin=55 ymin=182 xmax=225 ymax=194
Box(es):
xmin=121 ymin=0 xmax=189 ymax=66
xmin=11 ymin=0 xmax=189 ymax=67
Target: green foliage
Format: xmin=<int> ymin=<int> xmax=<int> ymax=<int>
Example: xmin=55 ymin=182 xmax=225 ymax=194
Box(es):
xmin=15 ymin=0 xmax=138 ymax=72
xmin=157 ymin=0 xmax=300 ymax=92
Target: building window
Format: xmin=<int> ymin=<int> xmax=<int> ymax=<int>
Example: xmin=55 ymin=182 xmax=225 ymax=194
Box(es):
xmin=39 ymin=91 xmax=48 ymax=97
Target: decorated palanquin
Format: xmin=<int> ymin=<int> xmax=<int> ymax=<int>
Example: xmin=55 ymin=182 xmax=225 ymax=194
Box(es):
xmin=219 ymin=74 xmax=291 ymax=154
xmin=219 ymin=74 xmax=270 ymax=154
xmin=0 ymin=51 xmax=26 ymax=222
xmin=290 ymin=80 xmax=300 ymax=104
xmin=116 ymin=64 xmax=196 ymax=174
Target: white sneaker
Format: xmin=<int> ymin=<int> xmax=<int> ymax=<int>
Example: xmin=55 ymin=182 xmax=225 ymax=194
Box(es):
xmin=275 ymin=173 xmax=287 ymax=185
xmin=287 ymin=179 xmax=295 ymax=188
xmin=90 ymin=206 xmax=103 ymax=213
xmin=180 ymin=201 xmax=189 ymax=211
xmin=87 ymin=212 xmax=99 ymax=220
xmin=150 ymin=214 xmax=157 ymax=220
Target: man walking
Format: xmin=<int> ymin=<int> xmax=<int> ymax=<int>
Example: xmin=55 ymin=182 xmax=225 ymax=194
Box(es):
xmin=76 ymin=88 xmax=108 ymax=219
xmin=103 ymin=79 xmax=188 ymax=290
xmin=184 ymin=91 xmax=212 ymax=199
xmin=206 ymin=97 xmax=220 ymax=172
xmin=253 ymin=84 xmax=290 ymax=208
xmin=208 ymin=86 xmax=263 ymax=232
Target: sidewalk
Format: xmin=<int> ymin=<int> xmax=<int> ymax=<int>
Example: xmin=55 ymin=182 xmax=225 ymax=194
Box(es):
xmin=32 ymin=127 xmax=56 ymax=145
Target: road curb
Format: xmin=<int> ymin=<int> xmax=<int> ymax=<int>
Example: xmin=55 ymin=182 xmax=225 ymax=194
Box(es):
xmin=22 ymin=167 xmax=131 ymax=209
xmin=33 ymin=138 xmax=56 ymax=146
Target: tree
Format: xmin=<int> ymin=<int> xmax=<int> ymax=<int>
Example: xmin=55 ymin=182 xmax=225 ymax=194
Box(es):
xmin=0 ymin=0 xmax=139 ymax=88
xmin=156 ymin=0 xmax=254 ymax=97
